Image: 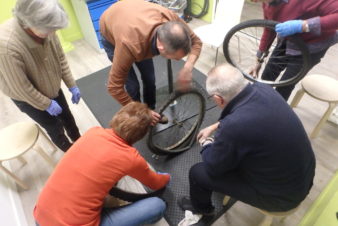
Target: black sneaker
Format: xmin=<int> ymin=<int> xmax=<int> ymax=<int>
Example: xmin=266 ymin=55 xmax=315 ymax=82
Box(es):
xmin=178 ymin=196 xmax=215 ymax=216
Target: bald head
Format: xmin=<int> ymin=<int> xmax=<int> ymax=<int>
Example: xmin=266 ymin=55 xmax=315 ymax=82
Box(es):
xmin=157 ymin=21 xmax=191 ymax=55
xmin=206 ymin=64 xmax=248 ymax=102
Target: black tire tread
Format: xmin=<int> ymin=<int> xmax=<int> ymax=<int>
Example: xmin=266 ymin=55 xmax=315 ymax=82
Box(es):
xmin=109 ymin=186 xmax=165 ymax=203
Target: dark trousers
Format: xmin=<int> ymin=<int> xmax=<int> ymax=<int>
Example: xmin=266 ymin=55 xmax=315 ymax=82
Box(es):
xmin=12 ymin=90 xmax=80 ymax=152
xmin=261 ymin=40 xmax=329 ymax=100
xmin=189 ymin=162 xmax=299 ymax=212
xmin=101 ymin=36 xmax=156 ymax=109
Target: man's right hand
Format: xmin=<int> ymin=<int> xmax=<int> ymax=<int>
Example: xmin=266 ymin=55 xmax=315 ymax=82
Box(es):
xmin=197 ymin=123 xmax=219 ymax=144
xmin=46 ymin=100 xmax=62 ymax=116
xmin=150 ymin=110 xmax=161 ymax=126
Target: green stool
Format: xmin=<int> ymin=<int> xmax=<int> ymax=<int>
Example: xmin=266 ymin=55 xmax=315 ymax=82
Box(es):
xmin=298 ymin=171 xmax=338 ymax=226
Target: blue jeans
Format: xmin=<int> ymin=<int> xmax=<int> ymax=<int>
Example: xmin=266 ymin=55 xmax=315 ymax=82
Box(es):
xmin=100 ymin=197 xmax=166 ymax=226
xmin=101 ymin=35 xmax=156 ymax=109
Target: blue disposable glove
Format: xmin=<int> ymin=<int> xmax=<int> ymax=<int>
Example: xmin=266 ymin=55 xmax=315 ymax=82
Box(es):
xmin=69 ymin=86 xmax=81 ymax=104
xmin=157 ymin=172 xmax=171 ymax=186
xmin=275 ymin=20 xmax=303 ymax=37
xmin=46 ymin=100 xmax=62 ymax=116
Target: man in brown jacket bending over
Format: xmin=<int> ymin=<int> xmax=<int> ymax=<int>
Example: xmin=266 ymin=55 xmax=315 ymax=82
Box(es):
xmin=100 ymin=0 xmax=202 ymax=124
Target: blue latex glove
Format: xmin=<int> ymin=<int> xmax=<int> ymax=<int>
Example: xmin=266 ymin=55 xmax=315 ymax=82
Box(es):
xmin=46 ymin=100 xmax=62 ymax=116
xmin=157 ymin=172 xmax=171 ymax=186
xmin=276 ymin=20 xmax=303 ymax=37
xmin=69 ymin=86 xmax=81 ymax=104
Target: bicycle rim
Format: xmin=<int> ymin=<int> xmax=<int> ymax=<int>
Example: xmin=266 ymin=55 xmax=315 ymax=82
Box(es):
xmin=223 ymin=19 xmax=310 ymax=87
xmin=148 ymin=89 xmax=205 ymax=155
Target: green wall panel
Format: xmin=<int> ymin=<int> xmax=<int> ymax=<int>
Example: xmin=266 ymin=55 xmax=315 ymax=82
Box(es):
xmin=0 ymin=0 xmax=83 ymax=44
xmin=0 ymin=0 xmax=16 ymax=23
xmin=59 ymin=0 xmax=83 ymax=42
xmin=191 ymin=0 xmax=215 ymax=23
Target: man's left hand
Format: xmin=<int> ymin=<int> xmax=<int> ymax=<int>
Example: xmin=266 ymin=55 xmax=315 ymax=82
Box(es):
xmin=276 ymin=20 xmax=303 ymax=37
xmin=69 ymin=86 xmax=81 ymax=104
xmin=176 ymin=67 xmax=192 ymax=91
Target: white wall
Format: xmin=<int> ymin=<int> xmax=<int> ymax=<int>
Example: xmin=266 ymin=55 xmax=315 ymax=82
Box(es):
xmin=0 ymin=162 xmax=28 ymax=226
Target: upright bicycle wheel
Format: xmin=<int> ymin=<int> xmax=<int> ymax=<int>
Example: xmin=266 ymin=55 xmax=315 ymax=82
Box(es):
xmin=148 ymin=89 xmax=206 ymax=155
xmin=223 ymin=19 xmax=310 ymax=87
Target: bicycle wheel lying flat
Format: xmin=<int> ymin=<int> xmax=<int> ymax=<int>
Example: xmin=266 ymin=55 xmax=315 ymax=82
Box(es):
xmin=148 ymin=89 xmax=206 ymax=155
xmin=223 ymin=19 xmax=310 ymax=87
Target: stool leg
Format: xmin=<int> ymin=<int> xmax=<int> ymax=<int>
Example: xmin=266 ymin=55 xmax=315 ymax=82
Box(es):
xmin=290 ymin=88 xmax=305 ymax=108
xmin=215 ymin=48 xmax=219 ymax=66
xmin=17 ymin=156 xmax=27 ymax=165
xmin=310 ymin=103 xmax=337 ymax=138
xmin=223 ymin=196 xmax=230 ymax=206
xmin=280 ymin=216 xmax=287 ymax=222
xmin=38 ymin=126 xmax=58 ymax=153
xmin=0 ymin=162 xmax=28 ymax=189
xmin=259 ymin=215 xmax=273 ymax=226
xmin=34 ymin=145 xmax=56 ymax=167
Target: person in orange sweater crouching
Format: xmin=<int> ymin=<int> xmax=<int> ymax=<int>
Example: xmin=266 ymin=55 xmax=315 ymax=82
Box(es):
xmin=34 ymin=102 xmax=170 ymax=226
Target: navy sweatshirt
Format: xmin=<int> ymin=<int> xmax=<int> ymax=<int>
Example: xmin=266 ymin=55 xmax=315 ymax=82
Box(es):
xmin=202 ymin=83 xmax=315 ymax=207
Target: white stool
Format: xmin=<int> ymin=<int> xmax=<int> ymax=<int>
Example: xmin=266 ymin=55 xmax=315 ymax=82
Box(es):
xmin=290 ymin=74 xmax=338 ymax=138
xmin=0 ymin=122 xmax=57 ymax=189
xmin=256 ymin=206 xmax=299 ymax=226
xmin=222 ymin=196 xmax=298 ymax=226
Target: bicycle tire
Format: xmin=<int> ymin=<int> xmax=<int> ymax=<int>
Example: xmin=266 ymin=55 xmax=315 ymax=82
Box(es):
xmin=109 ymin=186 xmax=165 ymax=203
xmin=223 ymin=19 xmax=310 ymax=87
xmin=147 ymin=89 xmax=206 ymax=155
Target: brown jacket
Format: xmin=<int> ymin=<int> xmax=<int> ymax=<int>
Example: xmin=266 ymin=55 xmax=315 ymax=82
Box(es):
xmin=100 ymin=0 xmax=202 ymax=105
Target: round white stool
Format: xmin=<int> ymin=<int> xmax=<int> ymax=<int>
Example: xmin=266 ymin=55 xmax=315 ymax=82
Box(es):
xmin=222 ymin=196 xmax=298 ymax=226
xmin=257 ymin=206 xmax=299 ymax=226
xmin=290 ymin=74 xmax=338 ymax=138
xmin=0 ymin=122 xmax=57 ymax=189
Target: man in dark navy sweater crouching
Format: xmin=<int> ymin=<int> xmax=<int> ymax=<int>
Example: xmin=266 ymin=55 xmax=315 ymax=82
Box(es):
xmin=179 ymin=64 xmax=315 ymax=216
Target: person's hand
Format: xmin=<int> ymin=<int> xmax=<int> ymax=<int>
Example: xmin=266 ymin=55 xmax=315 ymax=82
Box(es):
xmin=176 ymin=67 xmax=192 ymax=91
xmin=198 ymin=136 xmax=214 ymax=147
xmin=276 ymin=20 xmax=303 ymax=37
xmin=150 ymin=110 xmax=161 ymax=126
xmin=157 ymin=172 xmax=171 ymax=186
xmin=197 ymin=125 xmax=216 ymax=144
xmin=46 ymin=100 xmax=62 ymax=116
xmin=248 ymin=61 xmax=262 ymax=78
xmin=69 ymin=86 xmax=81 ymax=104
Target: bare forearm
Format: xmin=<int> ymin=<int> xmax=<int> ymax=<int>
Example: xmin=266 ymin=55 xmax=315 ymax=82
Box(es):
xmin=184 ymin=54 xmax=198 ymax=71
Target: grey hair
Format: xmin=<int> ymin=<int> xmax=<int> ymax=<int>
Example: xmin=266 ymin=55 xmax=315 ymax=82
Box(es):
xmin=13 ymin=0 xmax=68 ymax=32
xmin=206 ymin=64 xmax=248 ymax=102
xmin=157 ymin=21 xmax=191 ymax=55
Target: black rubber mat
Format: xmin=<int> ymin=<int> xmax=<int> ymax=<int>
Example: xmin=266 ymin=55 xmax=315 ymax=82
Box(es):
xmin=77 ymin=56 xmax=215 ymax=127
xmin=77 ymin=56 xmax=236 ymax=225
xmin=133 ymin=107 xmax=237 ymax=226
